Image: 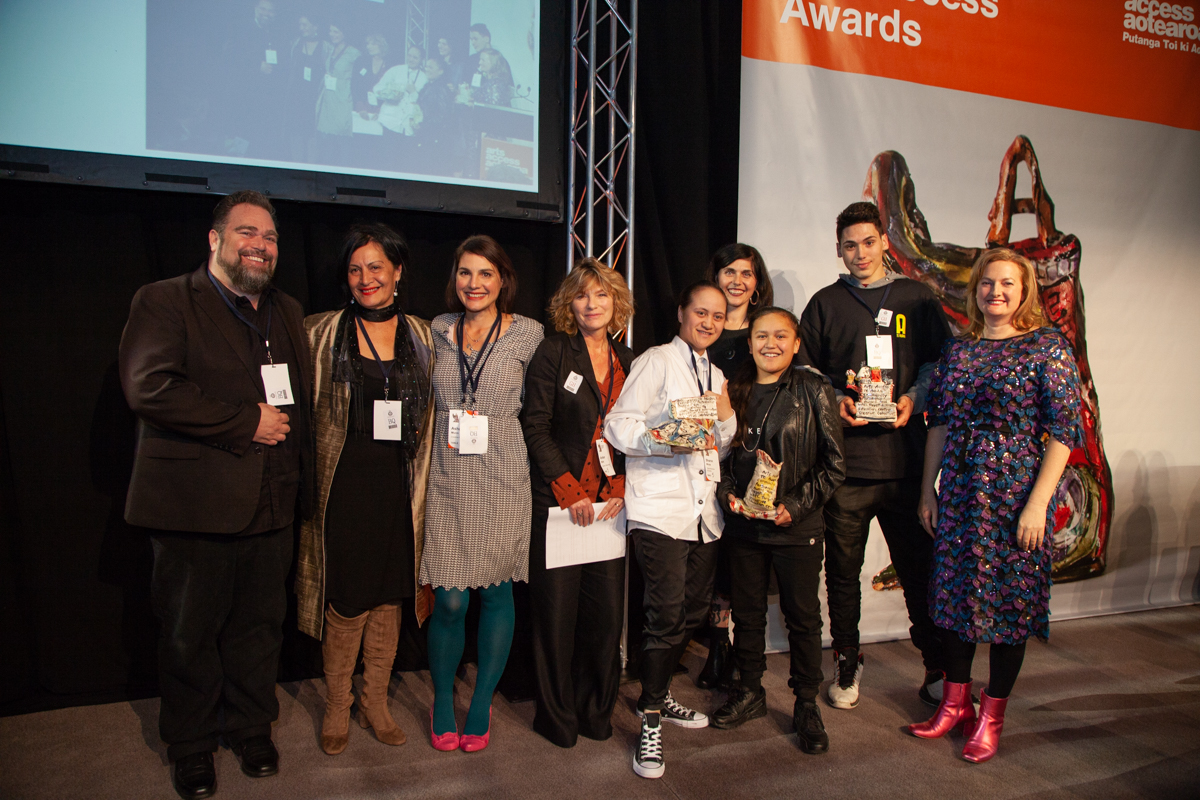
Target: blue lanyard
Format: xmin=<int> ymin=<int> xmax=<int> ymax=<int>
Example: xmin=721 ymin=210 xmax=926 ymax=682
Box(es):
xmin=842 ymin=281 xmax=892 ymax=335
xmin=690 ymin=351 xmax=712 ymax=395
xmin=457 ymin=313 xmax=502 ymax=407
xmin=208 ymin=269 xmax=274 ymax=363
xmin=354 ymin=315 xmax=396 ymax=401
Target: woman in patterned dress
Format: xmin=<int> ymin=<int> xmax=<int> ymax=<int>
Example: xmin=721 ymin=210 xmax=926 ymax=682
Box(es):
xmin=908 ymin=248 xmax=1082 ymax=763
xmin=420 ymin=235 xmax=543 ymax=752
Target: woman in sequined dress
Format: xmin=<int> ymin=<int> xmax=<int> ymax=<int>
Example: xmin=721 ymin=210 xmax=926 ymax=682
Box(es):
xmin=908 ymin=248 xmax=1082 ymax=764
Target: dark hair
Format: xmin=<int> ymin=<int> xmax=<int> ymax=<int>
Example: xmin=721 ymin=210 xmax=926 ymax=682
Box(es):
xmin=469 ymin=23 xmax=491 ymax=38
xmin=212 ymin=190 xmax=276 ymax=233
xmin=728 ymin=306 xmax=803 ymax=449
xmin=340 ymin=222 xmax=410 ymax=281
xmin=706 ymin=243 xmax=774 ymax=312
xmin=836 ymin=201 xmax=884 ymax=242
xmin=677 ymin=279 xmax=723 ymax=311
xmin=445 ymin=234 xmax=518 ymax=313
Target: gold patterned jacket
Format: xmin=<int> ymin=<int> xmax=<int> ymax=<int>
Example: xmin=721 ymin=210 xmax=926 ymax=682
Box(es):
xmin=295 ymin=309 xmax=435 ymax=640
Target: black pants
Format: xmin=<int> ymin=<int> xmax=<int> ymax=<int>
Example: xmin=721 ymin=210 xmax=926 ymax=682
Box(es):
xmin=727 ymin=536 xmax=825 ymax=701
xmin=632 ymin=527 xmax=718 ymax=711
xmin=823 ymin=478 xmax=942 ymax=671
xmin=150 ymin=527 xmax=293 ymax=762
xmin=529 ymin=507 xmax=625 ymax=747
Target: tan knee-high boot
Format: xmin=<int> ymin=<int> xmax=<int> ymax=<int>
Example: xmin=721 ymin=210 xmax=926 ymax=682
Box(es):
xmin=321 ymin=606 xmax=369 ymax=755
xmin=358 ymin=603 xmax=407 ymax=745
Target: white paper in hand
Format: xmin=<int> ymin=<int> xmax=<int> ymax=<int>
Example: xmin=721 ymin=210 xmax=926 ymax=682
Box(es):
xmin=545 ymin=504 xmax=626 ymax=569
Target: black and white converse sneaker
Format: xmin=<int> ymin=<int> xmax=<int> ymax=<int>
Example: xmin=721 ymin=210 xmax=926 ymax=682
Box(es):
xmin=826 ymin=647 xmax=864 ymax=709
xmin=633 ymin=711 xmax=665 ymax=779
xmin=639 ymin=691 xmax=709 ymax=728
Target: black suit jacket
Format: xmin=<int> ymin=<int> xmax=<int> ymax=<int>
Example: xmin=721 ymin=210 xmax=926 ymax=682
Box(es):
xmin=119 ymin=265 xmax=313 ymax=533
xmin=520 ymin=331 xmax=635 ymax=509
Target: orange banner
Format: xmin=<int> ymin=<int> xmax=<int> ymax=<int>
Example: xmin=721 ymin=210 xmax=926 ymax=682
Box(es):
xmin=743 ymin=0 xmax=1200 ymax=131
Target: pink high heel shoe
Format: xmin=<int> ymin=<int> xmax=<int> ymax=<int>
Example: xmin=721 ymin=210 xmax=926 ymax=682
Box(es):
xmin=459 ymin=708 xmax=491 ymax=753
xmin=429 ymin=708 xmax=460 ymax=752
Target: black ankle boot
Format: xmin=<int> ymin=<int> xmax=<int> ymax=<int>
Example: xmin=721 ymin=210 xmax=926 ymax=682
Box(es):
xmin=696 ymin=634 xmax=730 ymax=690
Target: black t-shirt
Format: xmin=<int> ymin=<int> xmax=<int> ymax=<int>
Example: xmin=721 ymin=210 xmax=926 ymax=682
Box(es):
xmin=797 ymin=275 xmax=949 ymax=480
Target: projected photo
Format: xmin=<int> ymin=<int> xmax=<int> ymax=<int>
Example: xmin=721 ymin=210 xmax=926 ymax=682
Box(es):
xmin=145 ymin=0 xmax=539 ymax=188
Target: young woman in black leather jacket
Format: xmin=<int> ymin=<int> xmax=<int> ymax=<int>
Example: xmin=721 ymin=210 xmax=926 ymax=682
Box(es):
xmin=712 ymin=307 xmax=845 ymax=754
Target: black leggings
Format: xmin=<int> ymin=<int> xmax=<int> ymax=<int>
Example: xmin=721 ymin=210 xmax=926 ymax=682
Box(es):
xmin=942 ymin=635 xmax=1026 ymax=699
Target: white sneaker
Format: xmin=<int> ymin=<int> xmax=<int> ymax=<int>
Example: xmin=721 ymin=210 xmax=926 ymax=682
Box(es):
xmin=639 ymin=692 xmax=709 ymax=728
xmin=826 ymin=648 xmax=863 ymax=709
xmin=633 ymin=711 xmax=665 ymax=779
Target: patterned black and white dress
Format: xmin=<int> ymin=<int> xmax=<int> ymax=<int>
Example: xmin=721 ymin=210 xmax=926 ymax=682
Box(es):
xmin=420 ymin=313 xmax=544 ymax=590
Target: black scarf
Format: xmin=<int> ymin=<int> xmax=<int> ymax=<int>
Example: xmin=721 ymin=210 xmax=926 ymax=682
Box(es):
xmin=331 ymin=302 xmax=430 ymax=456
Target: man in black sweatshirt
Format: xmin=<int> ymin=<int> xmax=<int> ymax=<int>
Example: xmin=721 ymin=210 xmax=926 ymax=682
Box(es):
xmin=797 ymin=202 xmax=950 ymax=711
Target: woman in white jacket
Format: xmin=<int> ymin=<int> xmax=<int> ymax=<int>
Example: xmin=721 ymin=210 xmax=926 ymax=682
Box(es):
xmin=603 ymin=281 xmax=735 ymax=780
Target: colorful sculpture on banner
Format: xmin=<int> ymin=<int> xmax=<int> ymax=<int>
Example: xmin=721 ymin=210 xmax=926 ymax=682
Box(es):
xmin=864 ymin=135 xmax=1113 ymax=583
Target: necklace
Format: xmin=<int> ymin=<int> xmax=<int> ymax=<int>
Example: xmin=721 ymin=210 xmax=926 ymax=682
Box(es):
xmin=740 ymin=383 xmax=783 ymax=453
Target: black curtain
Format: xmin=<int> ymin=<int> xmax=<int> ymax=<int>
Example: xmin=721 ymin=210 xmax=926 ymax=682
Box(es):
xmin=0 ymin=0 xmax=740 ymax=716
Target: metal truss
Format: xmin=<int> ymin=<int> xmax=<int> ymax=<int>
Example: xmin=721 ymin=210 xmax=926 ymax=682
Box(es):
xmin=405 ymin=0 xmax=430 ymax=58
xmin=568 ymin=0 xmax=638 ymax=341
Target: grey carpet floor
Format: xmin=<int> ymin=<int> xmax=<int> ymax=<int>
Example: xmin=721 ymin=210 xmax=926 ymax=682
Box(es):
xmin=2 ymin=606 xmax=1198 ymax=800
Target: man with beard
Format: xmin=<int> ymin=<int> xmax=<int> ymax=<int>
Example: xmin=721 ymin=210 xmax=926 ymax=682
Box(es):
xmin=119 ymin=190 xmax=312 ymax=799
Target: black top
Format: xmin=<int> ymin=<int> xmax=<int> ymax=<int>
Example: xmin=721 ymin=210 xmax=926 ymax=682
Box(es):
xmin=215 ymin=283 xmax=305 ymax=535
xmin=708 ymin=326 xmax=752 ymax=377
xmin=797 ymin=276 xmax=950 ymax=480
xmin=324 ymin=356 xmax=415 ymax=606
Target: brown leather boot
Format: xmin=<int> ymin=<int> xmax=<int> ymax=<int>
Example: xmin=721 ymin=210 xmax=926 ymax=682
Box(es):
xmin=321 ymin=606 xmax=368 ymax=755
xmin=358 ymin=603 xmax=407 ymax=746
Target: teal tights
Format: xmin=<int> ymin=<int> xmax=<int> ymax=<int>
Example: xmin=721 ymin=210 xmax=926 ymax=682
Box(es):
xmin=429 ymin=581 xmax=515 ymax=736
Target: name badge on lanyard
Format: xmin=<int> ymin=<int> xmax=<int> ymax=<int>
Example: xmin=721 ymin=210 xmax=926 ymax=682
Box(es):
xmin=459 ymin=413 xmax=488 ymax=454
xmin=261 ymin=364 xmax=295 ymax=405
xmin=374 ymin=400 xmax=403 ymax=440
xmin=865 ymin=335 xmax=893 ymax=369
xmin=702 ymin=448 xmax=720 ymax=482
xmin=265 ymin=49 xmax=278 ymax=64
xmin=596 ymin=439 xmax=616 ymax=477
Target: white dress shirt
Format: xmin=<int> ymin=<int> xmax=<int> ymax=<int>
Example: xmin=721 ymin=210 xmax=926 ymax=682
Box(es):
xmin=373 ymin=65 xmax=428 ymax=133
xmin=604 ymin=336 xmax=736 ymax=542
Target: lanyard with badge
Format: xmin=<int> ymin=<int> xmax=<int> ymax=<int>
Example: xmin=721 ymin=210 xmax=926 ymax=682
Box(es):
xmin=843 ymin=282 xmax=894 ymax=369
xmin=448 ymin=313 xmax=501 ymax=454
xmin=208 ymin=270 xmax=294 ymax=406
xmin=690 ymin=350 xmax=721 ymax=481
xmin=354 ymin=316 xmax=405 ymax=441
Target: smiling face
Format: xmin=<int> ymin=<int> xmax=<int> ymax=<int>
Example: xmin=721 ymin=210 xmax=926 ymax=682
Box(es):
xmin=425 ymin=58 xmax=444 ymax=79
xmin=298 ymin=16 xmax=318 ymax=38
xmin=677 ymin=286 xmax=727 ymax=355
xmin=366 ymin=38 xmax=382 ymax=57
xmin=348 ymin=241 xmax=400 ymax=309
xmin=407 ymin=47 xmax=423 ymax=69
xmin=328 ymin=25 xmax=343 ymax=45
xmin=976 ymin=259 xmax=1024 ymax=330
xmin=469 ymin=31 xmax=488 ymax=53
xmin=438 ymin=38 xmax=450 ymax=57
xmin=838 ymin=221 xmax=889 ymax=285
xmin=455 ymin=252 xmax=504 ymax=314
xmin=478 ymin=50 xmax=496 ymax=73
xmin=750 ymin=312 xmax=801 ymax=381
xmin=571 ymin=278 xmax=614 ymax=337
xmin=209 ymin=203 xmax=278 ymax=295
xmin=717 ymin=258 xmax=757 ymax=313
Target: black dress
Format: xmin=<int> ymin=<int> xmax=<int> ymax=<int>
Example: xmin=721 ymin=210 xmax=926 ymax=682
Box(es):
xmin=324 ymin=356 xmax=415 ymax=612
xmin=709 ymin=326 xmax=751 ymax=376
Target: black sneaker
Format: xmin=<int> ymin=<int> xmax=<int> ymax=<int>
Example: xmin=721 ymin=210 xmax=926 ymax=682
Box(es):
xmin=826 ymin=647 xmax=863 ymax=709
xmin=711 ymin=685 xmax=767 ymax=730
xmin=633 ymin=711 xmax=665 ymax=779
xmin=793 ymin=700 xmax=829 ymax=755
xmin=640 ymin=691 xmax=709 ymax=728
xmin=918 ymin=670 xmax=945 ymax=707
